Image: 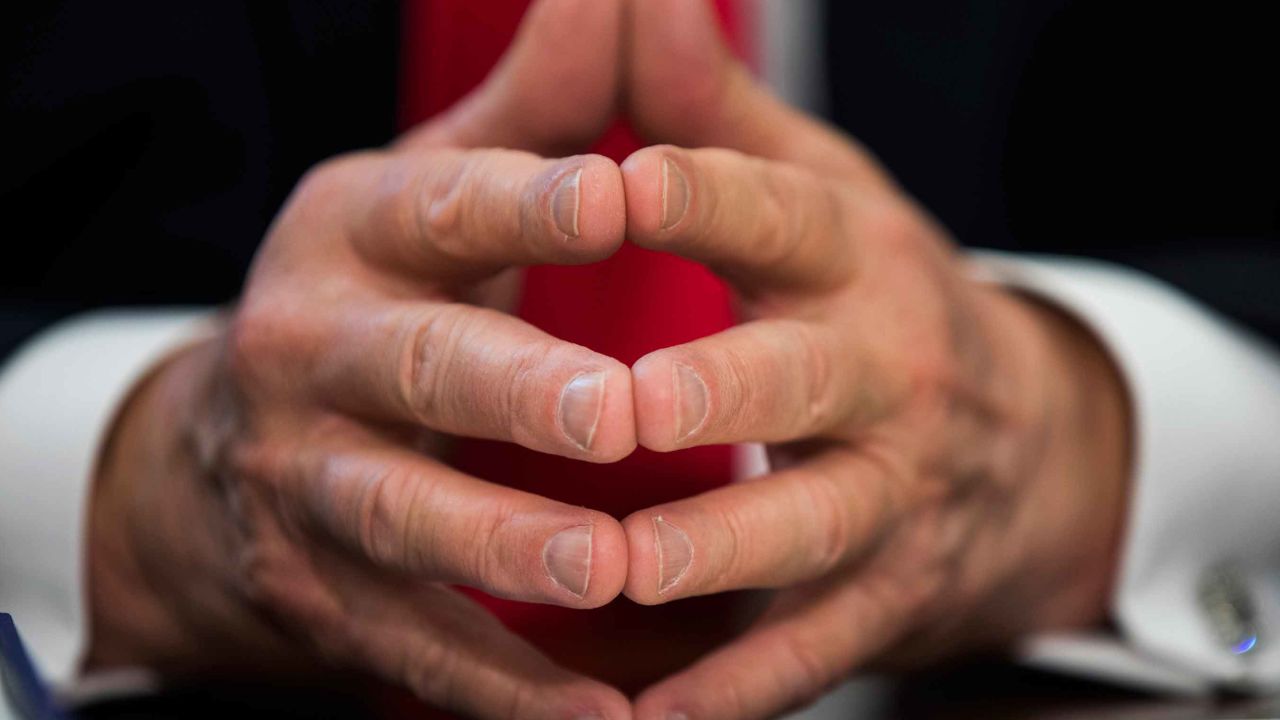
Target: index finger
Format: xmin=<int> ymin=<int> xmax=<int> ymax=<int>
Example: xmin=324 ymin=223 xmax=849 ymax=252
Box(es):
xmin=621 ymin=145 xmax=855 ymax=292
xmin=297 ymin=148 xmax=625 ymax=283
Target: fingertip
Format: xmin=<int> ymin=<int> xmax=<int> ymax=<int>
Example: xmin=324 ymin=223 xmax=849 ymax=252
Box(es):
xmin=576 ymin=153 xmax=627 ymax=258
xmin=620 ymin=146 xmax=667 ymax=244
xmin=515 ymin=340 xmax=635 ymax=463
xmin=581 ymin=512 xmax=629 ymax=608
xmin=542 ymin=155 xmax=625 ymax=264
xmin=620 ymin=510 xmax=662 ymax=606
xmin=632 ymin=350 xmax=712 ymax=452
xmin=577 ymin=356 xmax=636 ymax=463
xmin=630 ymin=351 xmax=677 ymax=451
xmin=539 ymin=509 xmax=627 ymax=609
xmin=621 ymin=508 xmax=699 ymax=606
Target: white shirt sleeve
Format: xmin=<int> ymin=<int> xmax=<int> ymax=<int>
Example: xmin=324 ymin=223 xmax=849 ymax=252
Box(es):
xmin=972 ymin=252 xmax=1280 ymax=696
xmin=0 ymin=309 xmax=213 ymax=686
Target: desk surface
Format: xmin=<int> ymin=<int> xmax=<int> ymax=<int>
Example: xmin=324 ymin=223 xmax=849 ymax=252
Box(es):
xmin=73 ymin=662 xmax=1280 ymax=720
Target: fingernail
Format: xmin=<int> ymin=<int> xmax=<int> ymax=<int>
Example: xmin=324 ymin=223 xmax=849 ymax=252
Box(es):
xmin=559 ymin=371 xmax=605 ymax=450
xmin=654 ymin=516 xmax=693 ymax=594
xmin=672 ymin=363 xmax=708 ymax=443
xmin=661 ymin=157 xmax=689 ymax=229
xmin=668 ymin=713 xmax=691 ymax=720
xmin=553 ymin=167 xmax=582 ymax=238
xmin=544 ymin=524 xmax=593 ymax=597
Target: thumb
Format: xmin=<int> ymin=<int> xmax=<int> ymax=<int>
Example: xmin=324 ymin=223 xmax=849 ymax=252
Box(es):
xmin=401 ymin=0 xmax=623 ymax=155
xmin=626 ymin=0 xmax=886 ymax=184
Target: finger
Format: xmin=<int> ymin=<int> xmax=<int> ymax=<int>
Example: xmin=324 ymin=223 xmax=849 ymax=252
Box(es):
xmin=261 ymin=433 xmax=629 ymax=608
xmin=314 ymin=149 xmax=624 ymax=283
xmin=401 ymin=0 xmax=622 ymax=154
xmin=260 ymin=562 xmax=631 ymax=720
xmin=632 ymin=577 xmax=910 ymax=720
xmin=375 ymin=587 xmax=633 ymax=720
xmin=620 ymin=145 xmax=855 ymax=292
xmin=318 ymin=301 xmax=635 ymax=462
xmin=621 ymin=451 xmax=898 ymax=605
xmin=627 ymin=0 xmax=887 ymax=185
xmin=631 ymin=319 xmax=893 ymax=451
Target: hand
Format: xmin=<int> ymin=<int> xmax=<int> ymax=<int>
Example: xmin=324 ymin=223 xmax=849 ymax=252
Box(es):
xmin=616 ymin=2 xmax=1132 ymax=718
xmin=85 ymin=1 xmax=639 ymax=717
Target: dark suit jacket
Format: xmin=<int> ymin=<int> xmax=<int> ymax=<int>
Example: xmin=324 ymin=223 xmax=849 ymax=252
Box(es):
xmin=2 ymin=1 xmax=1277 ymax=362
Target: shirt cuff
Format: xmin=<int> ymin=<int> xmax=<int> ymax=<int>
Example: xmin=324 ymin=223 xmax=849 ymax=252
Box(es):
xmin=972 ymin=252 xmax=1280 ymax=695
xmin=0 ymin=309 xmax=214 ymax=686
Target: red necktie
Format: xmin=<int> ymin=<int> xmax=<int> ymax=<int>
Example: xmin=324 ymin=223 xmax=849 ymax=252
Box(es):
xmin=396 ymin=0 xmax=751 ymax=700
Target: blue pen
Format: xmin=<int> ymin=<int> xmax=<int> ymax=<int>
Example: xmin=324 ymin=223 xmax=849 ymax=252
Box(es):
xmin=0 ymin=614 xmax=70 ymax=720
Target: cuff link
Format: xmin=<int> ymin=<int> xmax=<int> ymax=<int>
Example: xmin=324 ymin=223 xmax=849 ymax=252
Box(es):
xmin=1198 ymin=563 xmax=1261 ymax=659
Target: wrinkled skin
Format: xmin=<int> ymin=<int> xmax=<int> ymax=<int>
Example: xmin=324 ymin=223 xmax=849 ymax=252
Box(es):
xmin=87 ymin=1 xmax=1130 ymax=719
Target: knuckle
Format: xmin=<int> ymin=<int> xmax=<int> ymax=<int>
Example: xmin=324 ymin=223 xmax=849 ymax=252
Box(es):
xmin=299 ymin=593 xmax=360 ymax=662
xmin=500 ymin=677 xmax=538 ymax=720
xmin=187 ymin=383 xmax=254 ymax=482
xmin=404 ymin=638 xmax=457 ymax=706
xmin=717 ymin=345 xmax=756 ymax=432
xmin=292 ymin=151 xmax=372 ymax=215
xmin=787 ymin=322 xmax=834 ymax=432
xmin=501 ymin=341 xmax=554 ymax=443
xmin=222 ymin=443 xmax=377 ymax=669
xmin=293 ymin=157 xmax=344 ymax=204
xmin=353 ymin=464 xmax=428 ymax=571
xmin=711 ymin=504 xmax=751 ymax=588
xmin=239 ymin=534 xmax=359 ymax=661
xmin=866 ymin=200 xmax=929 ymax=256
xmin=221 ymin=433 xmax=275 ymax=492
xmin=237 ymin=535 xmax=286 ymax=608
xmin=414 ymin=152 xmax=474 ymax=261
xmin=906 ymin=348 xmax=962 ymax=417
xmin=401 ymin=307 xmax=447 ymax=422
xmin=779 ymin=633 xmax=835 ymax=700
xmin=754 ymin=162 xmax=796 ymax=266
xmin=226 ymin=295 xmax=318 ymax=393
xmin=298 ymin=444 xmax=433 ymax=575
xmin=404 ymin=305 xmax=471 ymax=426
xmin=823 ymin=185 xmax=857 ymax=282
xmin=799 ymin=470 xmax=854 ymax=575
xmin=470 ymin=501 xmax=519 ymax=589
xmin=226 ymin=300 xmax=278 ymax=381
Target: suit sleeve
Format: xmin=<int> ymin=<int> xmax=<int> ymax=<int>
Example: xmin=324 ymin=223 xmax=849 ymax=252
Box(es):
xmin=0 ymin=309 xmax=212 ymax=685
xmin=972 ymin=252 xmax=1280 ymax=696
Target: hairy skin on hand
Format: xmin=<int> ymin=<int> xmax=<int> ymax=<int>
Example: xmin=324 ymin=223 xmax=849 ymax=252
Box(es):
xmin=81 ymin=1 xmax=1133 ymax=719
